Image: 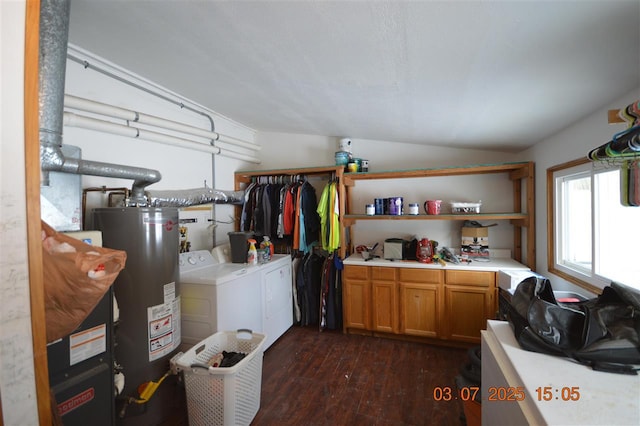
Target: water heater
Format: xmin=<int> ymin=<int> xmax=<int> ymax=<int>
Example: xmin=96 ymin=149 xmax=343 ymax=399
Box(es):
xmin=93 ymin=207 xmax=181 ymax=425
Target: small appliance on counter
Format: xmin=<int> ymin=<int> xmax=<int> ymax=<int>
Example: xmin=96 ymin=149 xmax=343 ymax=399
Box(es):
xmin=383 ymin=238 xmax=405 ymax=260
xmin=382 ymin=238 xmax=419 ymax=261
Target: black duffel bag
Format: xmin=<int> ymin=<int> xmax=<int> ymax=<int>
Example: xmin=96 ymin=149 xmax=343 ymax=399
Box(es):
xmin=505 ymin=276 xmax=640 ymax=375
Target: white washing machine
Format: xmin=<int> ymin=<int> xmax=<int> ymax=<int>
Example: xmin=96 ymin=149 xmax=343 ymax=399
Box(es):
xmin=179 ymin=250 xmax=292 ymax=351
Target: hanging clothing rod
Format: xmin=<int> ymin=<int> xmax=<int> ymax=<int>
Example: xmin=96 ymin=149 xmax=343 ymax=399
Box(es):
xmin=609 ymin=110 xmax=626 ymax=124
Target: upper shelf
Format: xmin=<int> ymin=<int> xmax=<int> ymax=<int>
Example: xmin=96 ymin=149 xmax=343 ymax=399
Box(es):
xmin=234 ymin=165 xmax=344 ymax=184
xmin=343 ymin=161 xmax=533 ymax=183
xmin=343 ymin=212 xmax=528 ymax=226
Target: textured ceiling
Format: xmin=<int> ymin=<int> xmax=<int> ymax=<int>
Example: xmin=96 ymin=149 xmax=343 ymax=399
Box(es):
xmin=67 ymin=1 xmax=640 ymax=152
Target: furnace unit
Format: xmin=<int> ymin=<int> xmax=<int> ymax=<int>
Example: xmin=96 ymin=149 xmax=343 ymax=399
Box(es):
xmin=47 ymin=230 xmax=114 ymax=426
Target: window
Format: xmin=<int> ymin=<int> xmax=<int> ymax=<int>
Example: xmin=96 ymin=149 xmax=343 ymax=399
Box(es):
xmin=548 ymin=158 xmax=640 ymax=292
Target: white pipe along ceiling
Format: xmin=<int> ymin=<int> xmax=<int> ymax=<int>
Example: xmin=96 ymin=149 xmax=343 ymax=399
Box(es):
xmin=63 ymin=112 xmax=221 ymax=155
xmin=63 ymin=94 xmax=261 ymax=163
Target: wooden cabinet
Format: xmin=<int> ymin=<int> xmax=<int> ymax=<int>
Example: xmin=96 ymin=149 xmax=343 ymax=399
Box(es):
xmin=443 ymin=270 xmax=495 ymax=343
xmin=344 ymin=264 xmax=496 ymax=345
xmin=343 ymin=265 xmax=370 ymax=330
xmin=399 ymin=268 xmax=442 ymax=338
xmin=342 ymin=162 xmax=535 ymax=269
xmin=371 ymin=267 xmax=399 ymax=333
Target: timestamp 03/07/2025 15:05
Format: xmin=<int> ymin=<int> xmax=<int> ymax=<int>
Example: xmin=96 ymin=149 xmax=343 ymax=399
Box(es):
xmin=432 ymin=386 xmax=581 ymax=402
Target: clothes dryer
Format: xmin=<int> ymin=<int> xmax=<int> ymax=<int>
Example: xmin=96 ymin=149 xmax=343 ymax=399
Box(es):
xmin=179 ymin=250 xmax=292 ymax=351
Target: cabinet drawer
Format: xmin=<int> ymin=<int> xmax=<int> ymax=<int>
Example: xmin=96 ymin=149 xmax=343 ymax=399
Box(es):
xmin=445 ymin=270 xmax=495 ymax=287
xmin=344 ymin=265 xmax=370 ymax=280
xmin=398 ymin=268 xmax=443 ymax=284
xmin=371 ymin=267 xmax=396 ymax=281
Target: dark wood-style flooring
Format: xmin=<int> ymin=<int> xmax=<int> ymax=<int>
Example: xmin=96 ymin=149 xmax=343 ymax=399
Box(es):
xmin=168 ymin=326 xmax=470 ymax=425
xmin=254 ymin=327 xmax=469 ymax=425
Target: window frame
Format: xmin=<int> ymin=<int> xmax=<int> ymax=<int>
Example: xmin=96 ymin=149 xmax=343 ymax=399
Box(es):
xmin=547 ymin=157 xmax=603 ymax=294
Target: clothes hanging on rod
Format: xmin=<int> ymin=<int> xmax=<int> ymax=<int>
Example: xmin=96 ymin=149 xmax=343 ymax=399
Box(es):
xmin=239 ymin=175 xmax=322 ymax=254
xmin=294 ymin=249 xmax=326 ymax=327
xmin=620 ymin=160 xmax=640 ymax=206
xmin=587 ymin=125 xmax=640 ymax=161
xmin=316 ymin=179 xmax=341 ymax=254
xmin=291 ymin=256 xmax=302 ymax=324
xmin=292 ymin=250 xmax=343 ymax=330
xmin=618 ymin=100 xmax=640 ymax=127
xmin=593 ymin=100 xmax=640 ymax=159
xmin=589 ymin=100 xmax=640 ymax=206
xmin=238 ymin=171 xmax=344 ymax=331
xmin=319 ymin=254 xmax=343 ymax=331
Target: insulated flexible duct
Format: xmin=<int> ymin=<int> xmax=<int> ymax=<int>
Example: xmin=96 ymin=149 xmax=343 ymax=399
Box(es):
xmin=146 ymin=188 xmax=245 ymax=207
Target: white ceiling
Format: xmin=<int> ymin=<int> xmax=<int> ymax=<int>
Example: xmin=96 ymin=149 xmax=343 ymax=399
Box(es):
xmin=67 ymin=1 xmax=640 ymax=152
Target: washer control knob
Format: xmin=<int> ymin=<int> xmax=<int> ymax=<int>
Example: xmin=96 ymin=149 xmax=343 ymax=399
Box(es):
xmin=188 ymin=256 xmax=197 ymax=265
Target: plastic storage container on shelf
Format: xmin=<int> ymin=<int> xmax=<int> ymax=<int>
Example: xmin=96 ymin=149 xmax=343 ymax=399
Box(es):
xmin=177 ymin=330 xmax=266 ymax=426
xmin=450 ymin=201 xmax=482 ymax=214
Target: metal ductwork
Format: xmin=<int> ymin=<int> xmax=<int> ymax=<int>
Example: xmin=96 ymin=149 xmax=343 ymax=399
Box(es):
xmin=39 ymin=0 xmax=160 ymax=206
xmin=146 ymin=187 xmax=245 ymax=207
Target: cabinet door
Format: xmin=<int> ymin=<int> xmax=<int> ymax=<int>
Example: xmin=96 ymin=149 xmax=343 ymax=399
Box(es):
xmin=371 ymin=267 xmax=399 ymax=333
xmin=444 ymin=285 xmax=494 ymax=343
xmin=344 ymin=266 xmax=371 ymax=330
xmin=344 ymin=279 xmax=370 ymax=330
xmin=400 ymin=283 xmax=440 ymax=338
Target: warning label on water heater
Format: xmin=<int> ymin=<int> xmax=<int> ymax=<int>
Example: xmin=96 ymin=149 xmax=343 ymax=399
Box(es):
xmin=147 ymin=282 xmax=181 ymax=362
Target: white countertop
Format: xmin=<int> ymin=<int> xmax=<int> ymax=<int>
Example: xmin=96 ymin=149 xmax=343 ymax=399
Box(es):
xmin=482 ymin=320 xmax=640 ymax=425
xmin=343 ymin=255 xmax=529 ymax=272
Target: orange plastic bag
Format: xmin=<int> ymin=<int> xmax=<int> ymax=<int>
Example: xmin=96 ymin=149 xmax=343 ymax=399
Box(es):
xmin=41 ymin=221 xmax=127 ymax=343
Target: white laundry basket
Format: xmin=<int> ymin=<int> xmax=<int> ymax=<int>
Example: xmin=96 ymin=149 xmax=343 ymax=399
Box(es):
xmin=177 ymin=329 xmax=266 ymax=426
